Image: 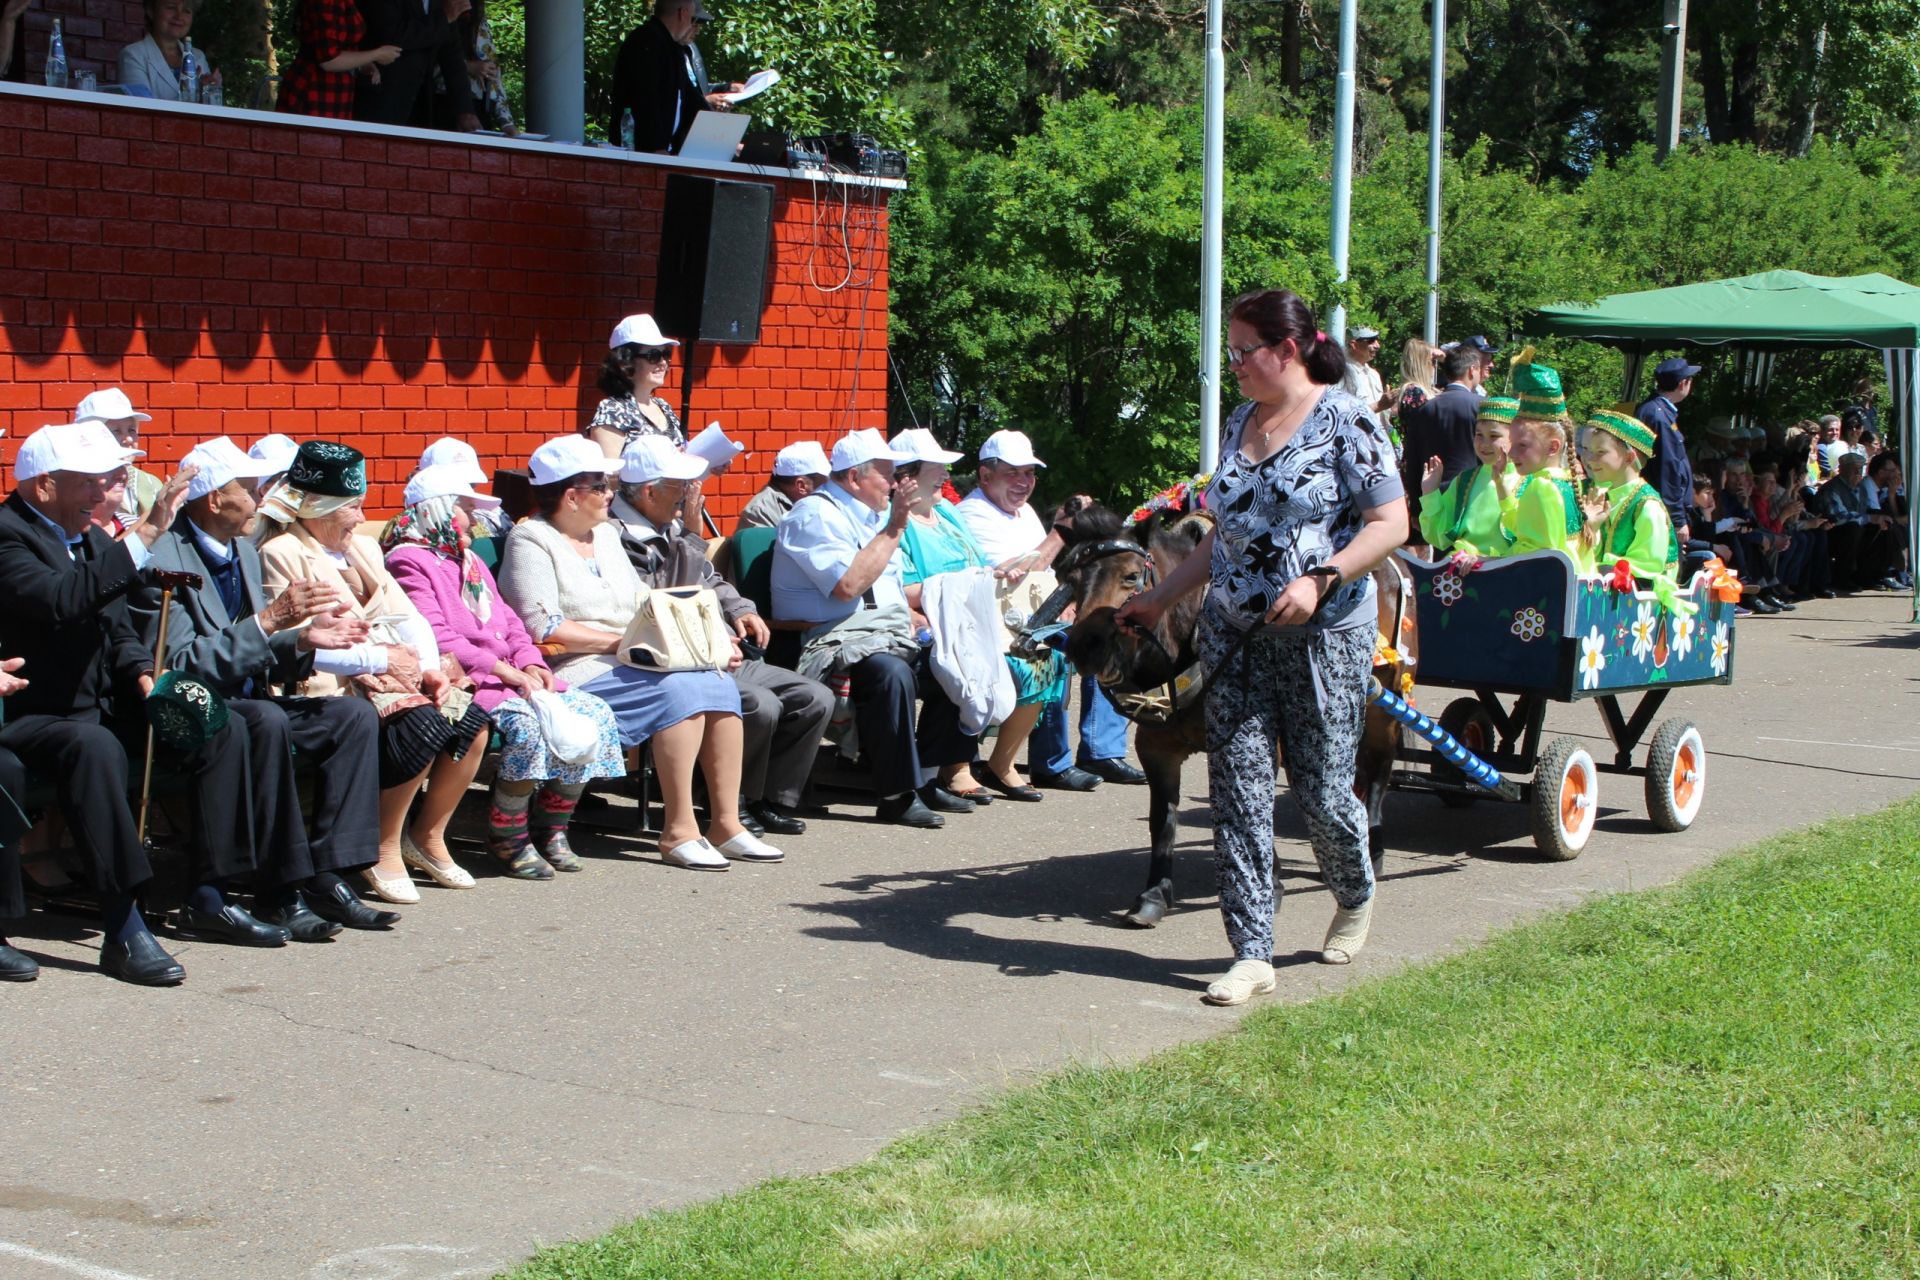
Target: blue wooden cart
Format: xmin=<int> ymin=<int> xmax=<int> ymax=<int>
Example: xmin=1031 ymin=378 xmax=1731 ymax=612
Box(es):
xmin=1389 ymin=550 xmax=1735 ymax=859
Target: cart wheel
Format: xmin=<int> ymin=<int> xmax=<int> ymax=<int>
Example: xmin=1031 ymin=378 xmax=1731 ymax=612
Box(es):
xmin=1644 ymin=718 xmax=1706 ymax=833
xmin=1531 ymin=736 xmax=1598 ymax=861
xmin=1434 ymin=697 xmax=1497 ymax=809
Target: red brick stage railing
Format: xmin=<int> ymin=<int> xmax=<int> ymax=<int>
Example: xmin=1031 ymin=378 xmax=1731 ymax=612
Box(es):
xmin=0 ymin=83 xmax=896 ymax=518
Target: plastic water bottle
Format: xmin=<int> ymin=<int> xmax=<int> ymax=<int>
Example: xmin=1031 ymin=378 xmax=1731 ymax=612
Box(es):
xmin=179 ymin=39 xmax=196 ymax=101
xmin=620 ymin=108 xmax=635 ymax=151
xmin=201 ymin=78 xmax=222 ymax=107
xmin=44 ymin=18 xmax=68 ymax=89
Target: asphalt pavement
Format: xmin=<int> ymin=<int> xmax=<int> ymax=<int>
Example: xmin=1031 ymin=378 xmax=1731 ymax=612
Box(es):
xmin=1 ymin=592 xmax=1915 ymax=1280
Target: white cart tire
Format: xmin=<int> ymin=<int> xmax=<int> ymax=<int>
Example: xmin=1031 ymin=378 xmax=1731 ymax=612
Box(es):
xmin=1644 ymin=719 xmax=1706 ymax=833
xmin=1531 ymin=736 xmax=1598 ymax=862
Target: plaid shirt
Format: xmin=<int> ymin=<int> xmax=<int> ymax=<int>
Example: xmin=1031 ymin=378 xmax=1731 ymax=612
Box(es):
xmin=277 ymin=0 xmax=365 ymax=119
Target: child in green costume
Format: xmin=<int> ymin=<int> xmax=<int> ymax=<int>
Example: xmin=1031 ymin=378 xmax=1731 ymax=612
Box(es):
xmin=1579 ymin=407 xmax=1696 ymax=614
xmin=1418 ymin=394 xmax=1519 ymax=560
xmin=1491 ymin=360 xmax=1597 ymax=574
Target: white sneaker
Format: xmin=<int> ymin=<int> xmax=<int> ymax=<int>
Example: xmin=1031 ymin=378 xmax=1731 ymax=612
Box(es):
xmin=1321 ymin=898 xmax=1373 ymax=965
xmin=1202 ymin=959 xmax=1276 ymax=1006
xmin=713 ymin=831 xmax=785 ymax=863
xmin=661 ymin=838 xmax=730 ymax=872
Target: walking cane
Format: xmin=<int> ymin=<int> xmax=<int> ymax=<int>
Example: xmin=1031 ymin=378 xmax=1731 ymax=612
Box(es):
xmin=137 ymin=569 xmax=203 ymax=844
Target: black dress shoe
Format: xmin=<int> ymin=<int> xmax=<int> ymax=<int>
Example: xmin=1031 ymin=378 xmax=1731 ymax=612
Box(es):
xmin=256 ymin=893 xmax=344 ymax=943
xmin=1745 ymin=595 xmax=1781 ymax=614
xmin=1033 ymin=765 xmax=1101 ymax=792
xmin=100 ymin=931 xmax=185 ymax=986
xmin=0 ymin=942 xmax=39 ymax=982
xmin=919 ymin=784 xmax=975 ymax=814
xmin=1816 ymin=587 xmax=1838 ymax=599
xmin=1084 ymin=757 xmax=1148 ymax=785
xmin=308 ymin=879 xmax=400 ymax=930
xmin=740 ymin=808 xmax=766 ymax=837
xmin=980 ymin=769 xmax=1044 ymax=802
xmin=173 ymin=902 xmax=291 ymax=948
xmin=744 ymin=801 xmax=807 ymax=836
xmin=876 ymin=793 xmax=944 ymax=828
xmin=1762 ymin=591 xmax=1797 ymax=612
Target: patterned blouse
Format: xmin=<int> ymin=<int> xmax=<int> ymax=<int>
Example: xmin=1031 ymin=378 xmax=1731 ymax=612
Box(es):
xmin=586 ymin=395 xmax=685 ymax=448
xmin=1204 ymin=389 xmax=1404 ymax=634
xmin=277 ymin=0 xmax=364 ymax=119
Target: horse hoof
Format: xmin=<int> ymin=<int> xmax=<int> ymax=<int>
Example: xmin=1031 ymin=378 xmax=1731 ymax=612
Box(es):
xmin=1125 ymin=885 xmax=1172 ymax=929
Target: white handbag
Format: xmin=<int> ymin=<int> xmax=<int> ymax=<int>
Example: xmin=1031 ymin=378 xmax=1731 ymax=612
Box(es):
xmin=618 ymin=586 xmax=735 ymax=672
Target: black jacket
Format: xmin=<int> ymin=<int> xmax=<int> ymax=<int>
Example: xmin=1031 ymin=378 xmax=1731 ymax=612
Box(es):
xmin=353 ymin=0 xmax=475 ymax=128
xmin=609 ymin=17 xmax=703 ymax=152
xmin=126 ymin=520 xmax=315 ymax=696
xmin=1400 ymin=382 xmax=1482 ymax=493
xmin=0 ymin=493 xmax=153 ymax=723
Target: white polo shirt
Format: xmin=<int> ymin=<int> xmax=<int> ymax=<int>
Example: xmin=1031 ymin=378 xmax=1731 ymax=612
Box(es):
xmin=955 ymin=489 xmax=1046 ymax=563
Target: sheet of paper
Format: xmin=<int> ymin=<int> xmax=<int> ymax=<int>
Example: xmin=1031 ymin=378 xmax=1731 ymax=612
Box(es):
xmin=716 ymin=68 xmax=780 ymax=105
xmin=686 ymin=422 xmax=744 ymax=468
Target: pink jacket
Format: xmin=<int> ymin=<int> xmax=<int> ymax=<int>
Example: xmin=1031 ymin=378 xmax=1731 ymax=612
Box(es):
xmin=385 ymin=543 xmax=557 ymax=711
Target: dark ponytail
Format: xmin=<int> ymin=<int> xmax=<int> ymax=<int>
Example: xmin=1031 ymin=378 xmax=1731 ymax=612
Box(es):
xmin=1228 ymin=289 xmax=1349 ymax=386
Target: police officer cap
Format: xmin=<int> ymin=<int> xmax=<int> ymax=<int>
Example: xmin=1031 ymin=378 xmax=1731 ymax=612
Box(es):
xmin=1654 ymin=357 xmax=1701 ymax=380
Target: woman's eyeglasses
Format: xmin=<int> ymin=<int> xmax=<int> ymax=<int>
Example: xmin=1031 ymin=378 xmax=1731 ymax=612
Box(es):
xmin=1226 ymin=339 xmax=1282 ymax=368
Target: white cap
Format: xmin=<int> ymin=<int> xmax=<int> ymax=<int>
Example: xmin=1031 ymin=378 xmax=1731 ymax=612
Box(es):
xmin=979 ymin=430 xmax=1046 ymax=468
xmin=181 ymin=435 xmax=278 ymax=502
xmin=771 ymin=440 xmax=830 ymax=478
xmin=528 ymin=436 xmax=622 ymax=487
xmin=248 ymin=433 xmax=300 ymax=474
xmin=620 ymin=435 xmax=709 ymax=486
xmin=608 ymin=314 xmax=678 ymax=351
xmin=405 ymin=463 xmax=503 ymax=509
xmin=888 ymin=428 xmax=963 ymax=465
xmin=685 ymin=422 xmax=745 ymax=470
xmin=418 ymin=437 xmax=490 ymax=486
xmin=829 ymin=428 xmax=913 ymax=472
xmin=14 ymin=422 xmax=141 ymax=484
xmin=74 ymin=387 xmax=151 ymax=424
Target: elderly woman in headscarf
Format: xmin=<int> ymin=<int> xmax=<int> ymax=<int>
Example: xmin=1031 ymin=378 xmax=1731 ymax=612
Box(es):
xmin=383 ymin=464 xmax=624 ymax=880
xmin=258 ymin=442 xmax=493 ymax=905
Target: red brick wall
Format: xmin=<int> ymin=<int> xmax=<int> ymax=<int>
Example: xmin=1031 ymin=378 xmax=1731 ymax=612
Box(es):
xmin=16 ymin=0 xmax=148 ymax=84
xmin=0 ymin=89 xmax=894 ymax=518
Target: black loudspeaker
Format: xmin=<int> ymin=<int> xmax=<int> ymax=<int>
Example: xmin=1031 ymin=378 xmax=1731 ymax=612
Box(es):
xmin=654 ymin=174 xmax=774 ymax=345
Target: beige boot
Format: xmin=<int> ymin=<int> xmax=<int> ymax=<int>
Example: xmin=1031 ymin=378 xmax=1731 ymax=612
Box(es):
xmin=1202 ymin=958 xmax=1276 ymax=1006
xmin=1321 ymin=898 xmax=1373 ymax=965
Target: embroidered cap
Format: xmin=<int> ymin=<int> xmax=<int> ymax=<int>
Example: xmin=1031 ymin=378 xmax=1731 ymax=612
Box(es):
xmin=1475 ymin=395 xmax=1520 ymax=425
xmin=284 ymin=441 xmax=368 ymax=498
xmin=1584 ymin=408 xmax=1656 ymax=458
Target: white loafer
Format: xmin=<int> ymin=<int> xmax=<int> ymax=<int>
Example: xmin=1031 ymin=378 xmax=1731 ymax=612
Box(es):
xmin=361 ymin=866 xmax=420 ymax=906
xmin=661 ymin=838 xmax=730 ymax=871
xmin=402 ymin=832 xmax=475 ymax=889
xmin=1202 ymin=959 xmax=1276 ymax=1007
xmin=1321 ymin=898 xmax=1373 ymax=965
xmin=713 ymin=831 xmax=784 ymax=863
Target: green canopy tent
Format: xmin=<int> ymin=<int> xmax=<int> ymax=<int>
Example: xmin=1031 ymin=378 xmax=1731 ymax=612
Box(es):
xmin=1522 ymin=270 xmax=1920 ymax=619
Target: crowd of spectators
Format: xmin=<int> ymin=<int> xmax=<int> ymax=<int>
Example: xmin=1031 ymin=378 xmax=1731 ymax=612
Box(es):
xmin=0 ymin=313 xmax=1143 ymax=986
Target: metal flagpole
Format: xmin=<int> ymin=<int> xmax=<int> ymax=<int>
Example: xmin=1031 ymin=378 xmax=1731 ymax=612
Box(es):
xmin=1198 ymin=0 xmax=1226 ymax=475
xmin=1423 ymin=0 xmax=1447 ymax=344
xmin=1328 ymin=0 xmax=1359 ymax=344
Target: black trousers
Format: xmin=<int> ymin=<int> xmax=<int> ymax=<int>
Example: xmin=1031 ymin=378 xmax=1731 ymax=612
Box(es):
xmin=1830 ymin=522 xmax=1894 ymax=586
xmin=0 ymin=713 xmax=252 ymax=900
xmin=0 ymin=746 xmax=27 ymax=921
xmin=845 ymin=649 xmax=976 ymax=798
xmin=228 ymin=696 xmax=382 ymax=885
xmin=734 ymin=660 xmax=834 ymax=809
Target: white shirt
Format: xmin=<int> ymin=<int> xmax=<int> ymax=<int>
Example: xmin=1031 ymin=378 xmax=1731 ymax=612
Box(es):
xmin=954 ymin=490 xmax=1046 ymax=563
xmin=1340 ymin=361 xmax=1385 ymax=420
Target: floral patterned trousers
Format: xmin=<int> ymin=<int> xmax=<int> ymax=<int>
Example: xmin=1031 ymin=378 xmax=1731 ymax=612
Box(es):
xmin=1199 ymin=611 xmax=1377 ymax=961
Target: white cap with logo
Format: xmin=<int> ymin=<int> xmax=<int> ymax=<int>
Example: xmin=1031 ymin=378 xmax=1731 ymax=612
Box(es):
xmin=771 ymin=440 xmax=830 ymax=478
xmin=528 ymin=436 xmax=622 ymax=487
xmin=979 ymin=430 xmax=1046 ymax=468
xmin=405 ymin=463 xmax=503 ymax=509
xmin=14 ymin=422 xmax=143 ymax=484
xmin=608 ymin=314 xmax=678 ymax=351
xmin=620 ymin=435 xmax=709 ymax=486
xmin=418 ymin=437 xmax=490 ymax=486
xmin=74 ymin=387 xmax=152 ymax=425
xmin=829 ymin=428 xmax=913 ymax=472
xmin=887 ymin=428 xmax=963 ymax=465
xmin=181 ymin=436 xmax=278 ymax=502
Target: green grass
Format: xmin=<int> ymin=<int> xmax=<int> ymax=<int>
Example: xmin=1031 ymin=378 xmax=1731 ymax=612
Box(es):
xmin=509 ymin=800 xmax=1920 ymax=1279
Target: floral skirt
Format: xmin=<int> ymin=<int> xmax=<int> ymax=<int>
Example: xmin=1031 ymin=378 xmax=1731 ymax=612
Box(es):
xmin=490 ymin=689 xmax=627 ymax=785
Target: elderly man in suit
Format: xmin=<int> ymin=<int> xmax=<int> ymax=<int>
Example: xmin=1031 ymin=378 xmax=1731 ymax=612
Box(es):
xmin=0 ymin=424 xmax=261 ymax=984
xmin=1399 ymin=346 xmax=1485 ymax=536
xmin=132 ymin=438 xmax=397 ymax=936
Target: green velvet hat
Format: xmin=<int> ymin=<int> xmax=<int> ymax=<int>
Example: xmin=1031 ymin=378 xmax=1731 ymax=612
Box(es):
xmin=146 ymin=670 xmax=231 ymax=751
xmin=1512 ymin=361 xmax=1569 ymax=422
xmin=1476 ymin=395 xmax=1520 ymax=425
xmin=1585 ymin=408 xmax=1656 ymax=457
xmin=285 ymin=441 xmax=367 ymax=498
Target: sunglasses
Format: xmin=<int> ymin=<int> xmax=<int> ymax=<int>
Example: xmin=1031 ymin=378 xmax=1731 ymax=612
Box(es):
xmin=571 ymin=478 xmax=614 ymax=495
xmin=618 ymin=345 xmax=674 ymax=363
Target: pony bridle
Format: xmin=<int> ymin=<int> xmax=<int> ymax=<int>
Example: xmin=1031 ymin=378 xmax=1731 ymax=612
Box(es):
xmin=1008 ymin=538 xmax=1157 ymax=662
